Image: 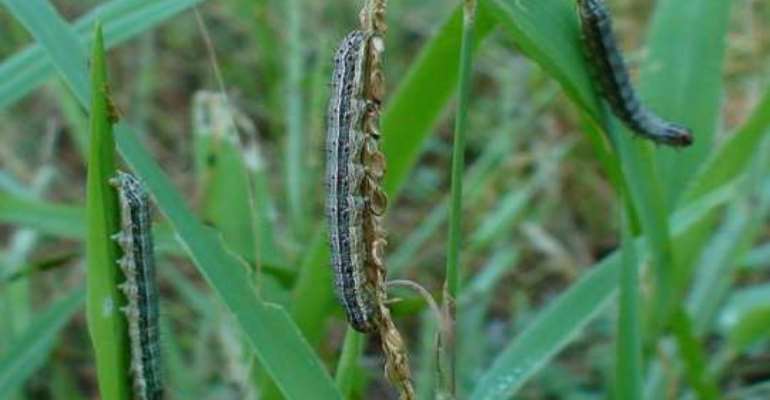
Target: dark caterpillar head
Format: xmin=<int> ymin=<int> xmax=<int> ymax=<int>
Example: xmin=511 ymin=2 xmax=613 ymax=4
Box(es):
xmin=658 ymin=122 xmax=694 ymax=147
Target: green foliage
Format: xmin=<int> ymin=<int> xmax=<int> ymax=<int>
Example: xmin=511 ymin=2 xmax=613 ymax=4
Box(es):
xmin=0 ymin=0 xmax=768 ymax=398
xmin=83 ymin=24 xmax=131 ymax=400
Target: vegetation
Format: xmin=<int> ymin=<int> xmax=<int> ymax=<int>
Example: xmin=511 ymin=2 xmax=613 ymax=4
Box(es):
xmin=0 ymin=0 xmax=769 ymax=399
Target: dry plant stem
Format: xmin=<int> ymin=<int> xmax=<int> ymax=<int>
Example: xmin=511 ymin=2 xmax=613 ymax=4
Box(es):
xmin=359 ymin=1 xmax=415 ymax=399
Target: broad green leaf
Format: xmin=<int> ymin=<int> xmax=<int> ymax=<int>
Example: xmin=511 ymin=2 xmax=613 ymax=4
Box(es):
xmin=191 ymin=92 xmax=271 ymax=266
xmin=670 ymin=309 xmax=720 ymax=400
xmin=0 ymin=289 xmax=84 ymax=398
xmin=482 ymin=0 xmax=600 ymax=120
xmin=643 ymin=0 xmax=734 ymax=204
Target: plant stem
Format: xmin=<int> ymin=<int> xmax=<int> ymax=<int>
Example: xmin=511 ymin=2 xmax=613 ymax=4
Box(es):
xmin=444 ymin=0 xmax=476 ymax=395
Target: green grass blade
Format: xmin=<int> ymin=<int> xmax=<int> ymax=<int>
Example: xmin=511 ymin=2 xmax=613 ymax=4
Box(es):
xmin=445 ymin=1 xmax=478 ymax=393
xmin=7 ymin=3 xmax=341 ymax=396
xmin=642 ymin=0 xmax=734 ymax=205
xmin=116 ymin=126 xmax=341 ymax=399
xmin=84 ymin=25 xmax=131 ymax=400
xmin=482 ymin=0 xmax=600 ymax=120
xmin=0 ymin=193 xmax=85 ymax=239
xmin=669 ymin=309 xmax=720 ymax=400
xmin=446 ymin=0 xmax=477 ymax=310
xmin=728 ymin=305 xmax=770 ymax=352
xmin=381 ymin=5 xmax=497 ymax=197
xmin=616 ymin=209 xmax=642 ymax=400
xmin=291 ymin=230 xmax=335 ymax=347
xmin=685 ymin=87 xmax=770 ymax=202
xmin=191 ymin=93 xmax=262 ymax=265
xmin=334 ymin=328 xmax=365 ymax=399
xmin=0 ymin=0 xmax=207 ymax=111
xmin=605 ymin=113 xmax=675 ymax=333
xmin=1 ymin=0 xmax=90 ymax=105
xmin=470 ymin=182 xmax=736 ymax=399
xmin=284 ymin=0 xmax=307 ymax=239
xmin=0 ymin=288 xmax=85 ymax=398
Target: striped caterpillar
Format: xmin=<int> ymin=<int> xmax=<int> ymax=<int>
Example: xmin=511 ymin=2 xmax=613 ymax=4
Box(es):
xmin=577 ymin=0 xmax=693 ymax=147
xmin=326 ymin=30 xmax=388 ymax=333
xmin=111 ymin=171 xmax=163 ymax=400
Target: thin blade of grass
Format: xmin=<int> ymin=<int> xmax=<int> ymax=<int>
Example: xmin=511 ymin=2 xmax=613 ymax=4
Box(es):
xmin=444 ymin=1 xmax=478 ymax=394
xmin=381 ymin=5 xmax=497 ymax=197
xmin=616 ymin=208 xmax=642 ymax=400
xmin=83 ymin=25 xmax=131 ymax=400
xmin=284 ymin=0 xmax=307 ymax=239
xmin=469 ymin=182 xmax=737 ymax=400
xmin=669 ymin=308 xmax=720 ymax=400
xmin=334 ymin=328 xmax=365 ymax=399
xmin=0 ymin=0 xmax=208 ymax=111
xmin=116 ymin=126 xmax=342 ymax=399
xmin=7 ymin=2 xmax=342 ymax=396
xmin=0 ymin=288 xmax=84 ymax=398
xmin=1 ymin=0 xmax=90 ymax=105
xmin=685 ymin=87 xmax=770 ymax=202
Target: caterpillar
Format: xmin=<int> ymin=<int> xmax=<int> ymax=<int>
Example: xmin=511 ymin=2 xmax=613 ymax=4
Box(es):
xmin=325 ymin=30 xmax=388 ymax=333
xmin=577 ymin=0 xmax=693 ymax=147
xmin=111 ymin=171 xmax=163 ymax=400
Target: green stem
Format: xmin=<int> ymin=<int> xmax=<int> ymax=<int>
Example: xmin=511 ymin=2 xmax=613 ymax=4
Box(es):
xmin=285 ymin=0 xmax=306 ymax=240
xmin=444 ymin=0 xmax=476 ymax=395
xmin=616 ymin=207 xmax=642 ymax=400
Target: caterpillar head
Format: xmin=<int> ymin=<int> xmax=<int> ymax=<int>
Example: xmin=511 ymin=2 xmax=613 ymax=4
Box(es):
xmin=659 ymin=122 xmax=694 ymax=147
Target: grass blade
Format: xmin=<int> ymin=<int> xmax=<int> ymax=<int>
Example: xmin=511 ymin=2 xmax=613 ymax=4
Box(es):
xmin=1 ymin=0 xmax=90 ymax=105
xmin=686 ymin=87 xmax=770 ymax=202
xmin=670 ymin=309 xmax=720 ymax=400
xmin=84 ymin=25 xmax=131 ymax=400
xmin=0 ymin=289 xmax=85 ymax=398
xmin=5 ymin=2 xmax=342 ymax=397
xmin=616 ymin=209 xmax=642 ymax=400
xmin=444 ymin=1 xmax=478 ymax=393
xmin=116 ymin=128 xmax=342 ymax=399
xmin=284 ymin=0 xmax=307 ymax=239
xmin=334 ymin=328 xmax=365 ymax=399
xmin=643 ymin=0 xmax=734 ymax=204
xmin=381 ymin=5 xmax=497 ymax=197
xmin=0 ymin=193 xmax=84 ymax=239
xmin=0 ymin=0 xmax=207 ymax=111
xmin=470 ymin=182 xmax=736 ymax=399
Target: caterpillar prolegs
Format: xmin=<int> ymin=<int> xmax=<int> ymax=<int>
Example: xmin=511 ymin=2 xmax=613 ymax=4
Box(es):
xmin=325 ymin=31 xmax=388 ymax=333
xmin=577 ymin=0 xmax=693 ymax=147
xmin=111 ymin=171 xmax=163 ymax=400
